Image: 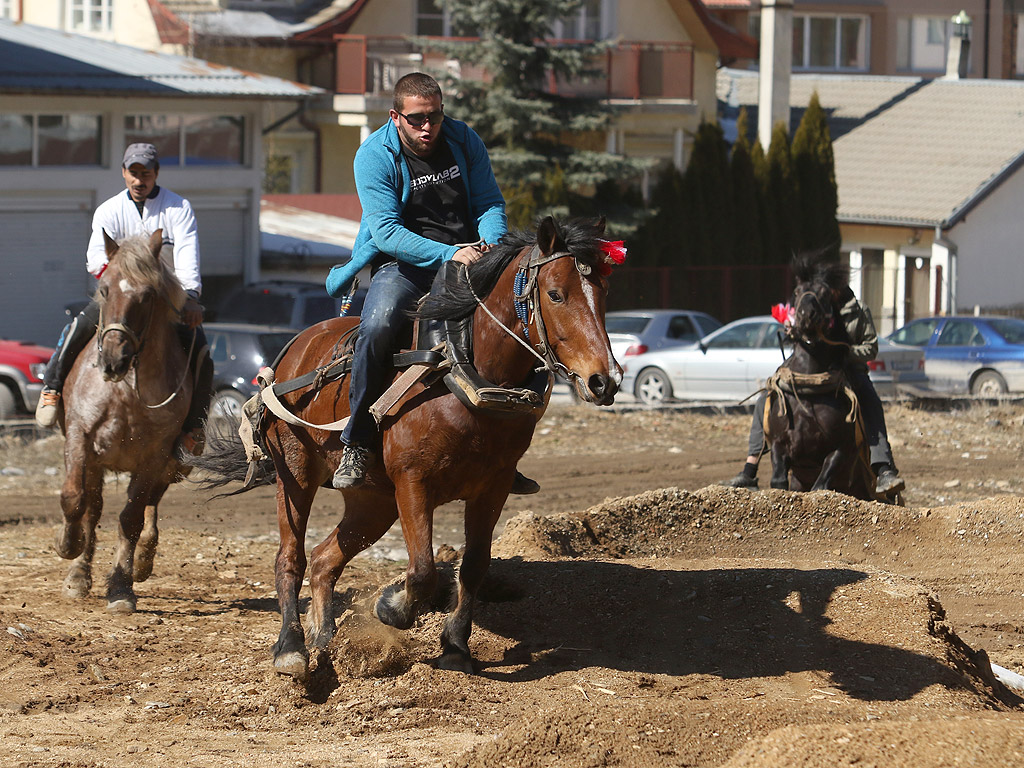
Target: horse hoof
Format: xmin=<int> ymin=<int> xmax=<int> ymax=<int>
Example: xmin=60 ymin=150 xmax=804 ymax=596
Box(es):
xmin=62 ymin=574 xmax=92 ymax=599
xmin=54 ymin=526 xmax=85 ymax=560
xmin=374 ymin=590 xmax=414 ymax=630
xmin=437 ymin=651 xmax=475 ymax=674
xmin=273 ymin=651 xmax=309 ymax=681
xmin=133 ymin=557 xmax=155 ymax=583
xmin=106 ymin=597 xmax=137 ymax=614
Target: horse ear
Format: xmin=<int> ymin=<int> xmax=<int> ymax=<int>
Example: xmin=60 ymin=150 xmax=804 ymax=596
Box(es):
xmin=148 ymin=229 xmax=164 ymax=259
xmin=595 ymin=216 xmax=607 ymax=235
xmin=537 ymin=216 xmax=564 ymax=255
xmin=102 ymin=230 xmax=119 ymax=260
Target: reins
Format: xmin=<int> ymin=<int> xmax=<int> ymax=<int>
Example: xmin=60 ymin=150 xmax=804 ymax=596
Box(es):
xmin=463 ymin=243 xmax=592 ymax=389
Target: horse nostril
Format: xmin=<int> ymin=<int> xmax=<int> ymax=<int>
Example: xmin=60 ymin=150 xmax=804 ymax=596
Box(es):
xmin=588 ymin=374 xmax=618 ymax=400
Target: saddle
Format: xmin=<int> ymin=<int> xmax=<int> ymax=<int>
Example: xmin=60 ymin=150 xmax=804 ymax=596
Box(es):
xmin=762 ymin=364 xmax=865 ymax=449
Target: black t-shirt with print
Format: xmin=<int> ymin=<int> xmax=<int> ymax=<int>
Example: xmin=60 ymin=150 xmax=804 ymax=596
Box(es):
xmin=401 ymin=140 xmax=473 ymax=246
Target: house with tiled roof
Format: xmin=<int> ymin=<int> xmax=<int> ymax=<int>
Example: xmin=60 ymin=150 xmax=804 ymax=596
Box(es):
xmin=7 ymin=0 xmax=756 ymax=195
xmin=833 ymin=78 xmax=1024 ymax=334
xmin=0 ymin=20 xmax=321 ymax=344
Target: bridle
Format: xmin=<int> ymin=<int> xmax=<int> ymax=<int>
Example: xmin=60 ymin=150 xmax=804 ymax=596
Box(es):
xmin=792 ymin=288 xmax=847 ymax=350
xmin=463 ymin=243 xmax=599 ymax=390
xmin=96 ymin=289 xmax=195 ymax=409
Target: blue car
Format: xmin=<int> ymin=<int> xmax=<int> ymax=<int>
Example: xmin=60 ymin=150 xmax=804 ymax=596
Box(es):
xmin=887 ymin=315 xmax=1024 ymax=396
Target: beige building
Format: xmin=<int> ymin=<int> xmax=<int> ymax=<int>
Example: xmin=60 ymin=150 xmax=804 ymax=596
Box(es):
xmin=703 ymin=0 xmax=1024 ymax=80
xmin=3 ymin=0 xmax=755 ymax=195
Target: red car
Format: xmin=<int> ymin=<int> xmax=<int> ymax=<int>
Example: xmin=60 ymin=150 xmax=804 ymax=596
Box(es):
xmin=0 ymin=339 xmax=54 ymax=420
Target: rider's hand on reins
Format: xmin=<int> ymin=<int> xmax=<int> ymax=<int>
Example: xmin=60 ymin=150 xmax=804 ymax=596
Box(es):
xmin=452 ymin=245 xmax=484 ymax=265
xmin=181 ymin=298 xmax=204 ymax=329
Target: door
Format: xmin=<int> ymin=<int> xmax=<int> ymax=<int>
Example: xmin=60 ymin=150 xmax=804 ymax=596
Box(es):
xmin=928 ymin=318 xmax=986 ymax=393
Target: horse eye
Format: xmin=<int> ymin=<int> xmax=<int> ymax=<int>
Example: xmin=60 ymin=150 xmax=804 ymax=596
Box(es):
xmin=546 ymin=290 xmax=564 ymax=303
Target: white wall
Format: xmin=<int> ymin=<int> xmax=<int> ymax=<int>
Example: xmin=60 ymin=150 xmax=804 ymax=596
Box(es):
xmin=945 ymin=166 xmax=1024 ymax=312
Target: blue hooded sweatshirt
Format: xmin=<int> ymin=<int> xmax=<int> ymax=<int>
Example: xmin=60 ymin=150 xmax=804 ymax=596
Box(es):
xmin=326 ymin=116 xmax=507 ymax=298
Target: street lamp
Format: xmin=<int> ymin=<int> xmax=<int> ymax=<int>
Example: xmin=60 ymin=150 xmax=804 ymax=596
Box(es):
xmin=951 ymin=10 xmax=972 ymax=40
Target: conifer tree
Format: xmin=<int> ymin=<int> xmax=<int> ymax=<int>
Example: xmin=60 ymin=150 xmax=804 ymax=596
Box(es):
xmin=678 ymin=120 xmax=733 ymax=266
xmin=792 ymin=91 xmax=841 ymax=257
xmin=421 ymin=0 xmax=648 ymax=226
xmin=729 ymin=107 xmax=763 ymax=265
xmin=760 ymin=121 xmax=799 ymax=265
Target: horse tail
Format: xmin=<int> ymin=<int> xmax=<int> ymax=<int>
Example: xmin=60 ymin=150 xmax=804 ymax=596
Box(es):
xmin=187 ymin=419 xmax=277 ymax=496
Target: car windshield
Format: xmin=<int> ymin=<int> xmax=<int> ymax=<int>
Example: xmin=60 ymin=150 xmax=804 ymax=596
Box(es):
xmin=706 ymin=322 xmax=767 ymax=350
xmin=986 ymin=318 xmax=1024 ymax=344
xmin=218 ymin=290 xmax=293 ymax=326
xmin=606 ymin=315 xmax=651 ymax=335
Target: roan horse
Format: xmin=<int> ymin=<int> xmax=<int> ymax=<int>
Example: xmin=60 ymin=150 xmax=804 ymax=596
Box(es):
xmin=763 ymin=254 xmax=879 ymax=500
xmin=201 ymin=216 xmax=621 ymax=679
xmin=54 ymin=229 xmax=194 ymax=613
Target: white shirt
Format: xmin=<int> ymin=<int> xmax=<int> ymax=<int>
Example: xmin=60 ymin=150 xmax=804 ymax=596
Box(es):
xmin=86 ymin=187 xmax=202 ymax=295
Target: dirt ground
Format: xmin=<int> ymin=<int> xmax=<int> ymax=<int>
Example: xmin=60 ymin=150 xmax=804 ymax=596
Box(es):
xmin=3 ymin=397 xmax=1024 ymax=767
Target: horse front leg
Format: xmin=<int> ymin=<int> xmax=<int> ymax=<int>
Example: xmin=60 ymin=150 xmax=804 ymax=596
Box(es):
xmin=56 ymin=440 xmax=103 ymax=561
xmin=439 ymin=483 xmax=509 ymax=673
xmin=62 ymin=506 xmax=100 ymax=599
xmin=769 ymin=442 xmax=790 ymax=490
xmin=306 ymin=489 xmax=399 ymax=651
xmin=133 ymin=483 xmax=168 ymax=583
xmin=811 ymin=448 xmax=847 ymax=491
xmin=106 ymin=474 xmax=156 ymax=614
xmin=374 ymin=479 xmax=437 ymax=631
xmin=271 ymin=475 xmax=318 ymax=681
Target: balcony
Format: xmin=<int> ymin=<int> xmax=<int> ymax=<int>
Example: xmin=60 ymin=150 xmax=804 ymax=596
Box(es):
xmin=332 ymin=35 xmax=695 ymax=109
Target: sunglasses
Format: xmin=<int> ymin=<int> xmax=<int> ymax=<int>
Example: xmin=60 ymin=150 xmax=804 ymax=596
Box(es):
xmin=398 ymin=108 xmax=444 ymax=128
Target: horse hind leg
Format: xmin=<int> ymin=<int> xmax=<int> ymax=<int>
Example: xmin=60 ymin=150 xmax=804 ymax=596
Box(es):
xmin=439 ymin=487 xmax=507 ymax=674
xmin=306 ymin=489 xmax=399 ymax=652
xmin=133 ymin=484 xmax=168 ymax=583
xmin=811 ymin=449 xmax=846 ymax=491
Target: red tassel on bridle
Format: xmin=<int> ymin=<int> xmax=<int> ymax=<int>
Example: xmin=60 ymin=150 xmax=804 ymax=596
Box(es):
xmin=597 ymin=239 xmax=627 ymax=276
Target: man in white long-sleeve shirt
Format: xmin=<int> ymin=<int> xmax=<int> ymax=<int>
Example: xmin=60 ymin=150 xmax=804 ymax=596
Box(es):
xmin=36 ymin=143 xmax=213 ymax=456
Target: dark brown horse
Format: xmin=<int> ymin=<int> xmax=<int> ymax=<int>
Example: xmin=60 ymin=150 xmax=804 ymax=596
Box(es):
xmin=201 ymin=217 xmax=621 ymax=679
xmin=54 ymin=229 xmax=193 ymax=613
xmin=764 ymin=255 xmax=876 ymax=499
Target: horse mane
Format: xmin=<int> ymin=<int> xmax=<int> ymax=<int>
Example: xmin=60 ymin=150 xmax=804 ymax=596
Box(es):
xmin=100 ymin=234 xmax=187 ymax=315
xmin=792 ymin=248 xmax=849 ymax=293
xmin=416 ymin=217 xmax=608 ymax=322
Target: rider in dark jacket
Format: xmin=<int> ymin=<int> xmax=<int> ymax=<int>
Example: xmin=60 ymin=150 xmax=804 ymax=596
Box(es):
xmin=722 ymin=285 xmax=905 ymax=495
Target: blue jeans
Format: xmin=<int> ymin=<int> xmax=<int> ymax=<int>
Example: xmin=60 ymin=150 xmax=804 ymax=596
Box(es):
xmin=342 ymin=261 xmax=437 ymax=448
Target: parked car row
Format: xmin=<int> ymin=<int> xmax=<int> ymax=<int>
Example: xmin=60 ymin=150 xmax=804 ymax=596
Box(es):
xmin=615 ymin=313 xmax=927 ymax=406
xmin=0 ymin=339 xmax=53 ymax=420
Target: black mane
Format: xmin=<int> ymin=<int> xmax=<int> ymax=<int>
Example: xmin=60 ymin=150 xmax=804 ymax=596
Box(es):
xmin=792 ymin=248 xmax=849 ymax=293
xmin=416 ymin=218 xmax=608 ymax=322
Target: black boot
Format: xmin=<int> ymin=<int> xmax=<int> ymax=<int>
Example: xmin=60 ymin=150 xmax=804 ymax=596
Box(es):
xmin=874 ymin=464 xmax=905 ymax=495
xmin=178 ymin=327 xmax=214 ymax=456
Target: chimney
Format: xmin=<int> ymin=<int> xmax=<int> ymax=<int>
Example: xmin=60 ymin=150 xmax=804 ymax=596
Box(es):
xmin=945 ymin=10 xmax=972 ymax=79
xmin=758 ymin=0 xmax=794 ymax=149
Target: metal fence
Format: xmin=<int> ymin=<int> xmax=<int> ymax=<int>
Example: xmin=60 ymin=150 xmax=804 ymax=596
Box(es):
xmin=608 ymin=265 xmax=794 ymax=323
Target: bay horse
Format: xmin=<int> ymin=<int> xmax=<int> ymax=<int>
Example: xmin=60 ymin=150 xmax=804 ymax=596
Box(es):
xmin=54 ymin=229 xmax=194 ymax=613
xmin=764 ymin=254 xmax=877 ymax=500
xmin=201 ymin=216 xmax=621 ymax=679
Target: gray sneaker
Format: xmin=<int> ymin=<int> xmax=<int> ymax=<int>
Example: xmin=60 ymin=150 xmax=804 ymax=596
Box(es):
xmin=722 ymin=472 xmax=758 ymax=489
xmin=875 ymin=466 xmax=905 ymax=495
xmin=35 ymin=388 xmax=61 ymax=428
xmin=333 ymin=445 xmax=374 ymax=490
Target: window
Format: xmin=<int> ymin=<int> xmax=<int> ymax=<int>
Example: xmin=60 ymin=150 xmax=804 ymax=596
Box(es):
xmin=1 ymin=0 xmax=16 ymax=20
xmin=125 ymin=114 xmax=245 ymax=166
xmin=891 ymin=319 xmax=939 ymax=347
xmin=0 ymin=114 xmax=102 ymax=166
xmin=792 ymin=14 xmax=868 ymax=71
xmin=937 ymin=320 xmax=985 ymax=347
xmin=666 ymin=316 xmax=698 ymax=342
xmin=896 ymin=16 xmax=949 ymax=72
xmin=550 ymin=0 xmax=605 ymax=40
xmin=67 ymin=0 xmax=113 ymax=33
xmin=415 ymin=0 xmax=450 ymax=36
xmin=988 ymin=318 xmax=1024 ymax=344
xmin=707 ymin=323 xmax=766 ymax=350
xmin=1016 ymin=14 xmax=1024 ymax=77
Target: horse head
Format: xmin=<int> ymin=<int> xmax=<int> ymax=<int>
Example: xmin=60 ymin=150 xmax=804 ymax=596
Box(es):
xmin=526 ymin=216 xmax=622 ymax=405
xmin=789 ymin=250 xmax=849 ymax=349
xmin=95 ymin=229 xmax=186 ymax=382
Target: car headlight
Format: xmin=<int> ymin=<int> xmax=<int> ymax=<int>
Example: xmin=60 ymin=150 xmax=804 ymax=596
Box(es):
xmin=29 ymin=362 xmax=46 ymax=381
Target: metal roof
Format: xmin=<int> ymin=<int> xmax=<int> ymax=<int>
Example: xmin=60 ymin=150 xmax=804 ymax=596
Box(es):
xmin=0 ymin=19 xmax=323 ymax=99
xmin=833 ymin=78 xmax=1024 ymax=229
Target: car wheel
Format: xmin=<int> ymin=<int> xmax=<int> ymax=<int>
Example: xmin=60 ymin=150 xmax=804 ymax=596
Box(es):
xmin=0 ymin=384 xmax=16 ymax=420
xmin=635 ymin=368 xmax=672 ymax=406
xmin=971 ymin=370 xmax=1007 ymax=397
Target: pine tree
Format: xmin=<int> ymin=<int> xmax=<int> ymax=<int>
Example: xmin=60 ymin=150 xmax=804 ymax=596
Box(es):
xmin=631 ymin=164 xmax=684 ymax=268
xmin=421 ymin=0 xmax=649 ymax=226
xmin=760 ymin=121 xmax=799 ymax=265
xmin=729 ymin=107 xmax=763 ymax=265
xmin=792 ymin=91 xmax=840 ymax=258
xmin=679 ymin=120 xmax=733 ymax=266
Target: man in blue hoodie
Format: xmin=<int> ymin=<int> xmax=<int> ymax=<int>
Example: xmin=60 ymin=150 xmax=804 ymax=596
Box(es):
xmin=326 ymin=72 xmax=536 ymax=492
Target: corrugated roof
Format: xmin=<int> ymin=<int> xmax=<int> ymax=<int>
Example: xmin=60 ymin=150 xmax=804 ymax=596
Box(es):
xmin=160 ymin=0 xmax=360 ymax=40
xmin=0 ymin=19 xmax=323 ymax=98
xmin=833 ymin=79 xmax=1024 ymax=228
xmin=260 ymin=198 xmax=359 ymax=258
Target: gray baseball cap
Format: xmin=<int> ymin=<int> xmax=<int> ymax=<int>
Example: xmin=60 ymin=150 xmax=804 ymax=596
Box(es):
xmin=122 ymin=143 xmax=159 ymax=169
